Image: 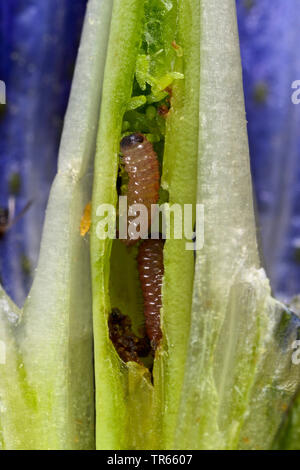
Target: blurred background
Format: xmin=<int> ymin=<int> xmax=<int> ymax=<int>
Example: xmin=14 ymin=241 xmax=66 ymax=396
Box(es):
xmin=0 ymin=0 xmax=299 ymax=307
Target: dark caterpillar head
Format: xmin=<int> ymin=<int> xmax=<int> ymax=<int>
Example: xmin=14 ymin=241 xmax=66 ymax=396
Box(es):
xmin=120 ymin=133 xmax=144 ymax=151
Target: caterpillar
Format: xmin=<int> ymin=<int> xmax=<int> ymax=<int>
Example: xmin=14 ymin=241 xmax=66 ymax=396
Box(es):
xmin=137 ymin=239 xmax=164 ymax=350
xmin=120 ymin=133 xmax=160 ymax=245
xmin=108 ymin=308 xmax=150 ymax=364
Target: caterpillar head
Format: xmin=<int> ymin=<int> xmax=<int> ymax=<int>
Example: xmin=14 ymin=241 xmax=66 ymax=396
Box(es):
xmin=120 ymin=133 xmax=144 ymax=151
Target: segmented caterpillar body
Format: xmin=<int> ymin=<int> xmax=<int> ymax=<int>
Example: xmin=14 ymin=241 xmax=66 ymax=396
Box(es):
xmin=137 ymin=239 xmax=164 ymax=349
xmin=120 ymin=133 xmax=160 ymax=245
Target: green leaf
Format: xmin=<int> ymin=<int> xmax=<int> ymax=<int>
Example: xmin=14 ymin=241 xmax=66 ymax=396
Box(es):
xmin=91 ymin=0 xmax=147 ymax=450
xmin=126 ymin=95 xmax=147 ymax=111
xmin=171 ymin=0 xmax=300 ymax=450
xmin=272 ymin=295 xmax=300 ymax=450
